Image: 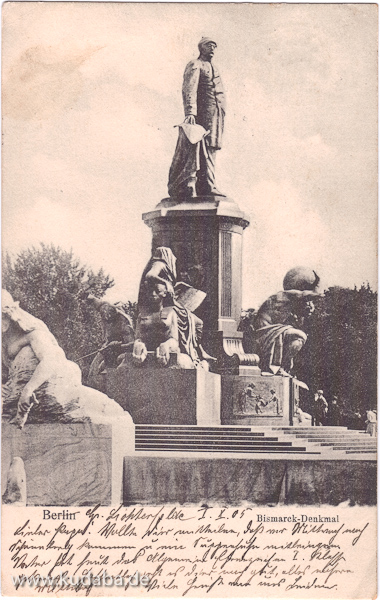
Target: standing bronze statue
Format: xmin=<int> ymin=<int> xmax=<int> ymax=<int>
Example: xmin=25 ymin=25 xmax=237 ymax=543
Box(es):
xmin=168 ymin=38 xmax=226 ymax=199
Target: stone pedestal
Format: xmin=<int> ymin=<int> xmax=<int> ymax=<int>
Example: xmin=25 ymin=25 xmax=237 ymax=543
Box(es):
xmin=221 ymin=373 xmax=306 ymax=426
xmin=105 ymin=361 xmax=221 ymax=425
xmin=2 ymin=421 xmax=134 ymax=506
xmin=143 ymin=195 xmax=256 ymax=373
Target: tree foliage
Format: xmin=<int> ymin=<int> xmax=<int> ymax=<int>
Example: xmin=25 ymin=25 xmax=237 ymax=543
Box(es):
xmin=297 ymin=284 xmax=377 ymax=417
xmin=3 ymin=244 xmax=115 ymax=376
xmin=121 ymin=300 xmax=138 ymax=329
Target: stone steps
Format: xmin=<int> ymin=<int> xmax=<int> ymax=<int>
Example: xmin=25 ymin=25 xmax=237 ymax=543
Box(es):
xmin=297 ymin=437 xmax=376 ymax=443
xmin=310 ymin=438 xmax=376 ymax=443
xmin=136 ymin=445 xmax=310 ymax=453
xmin=283 ymin=431 xmax=361 ymax=437
xmin=274 ymin=426 xmax=349 ymax=432
xmin=275 ymin=427 xmax=376 ymax=457
xmin=346 ymin=449 xmax=377 ymax=454
xmin=135 ymin=424 xmax=315 ymax=455
xmin=134 ymin=425 xmax=376 ymax=459
xmin=329 ymin=445 xmax=376 ymax=450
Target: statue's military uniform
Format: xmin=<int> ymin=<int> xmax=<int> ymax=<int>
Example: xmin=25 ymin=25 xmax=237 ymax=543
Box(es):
xmin=168 ymin=46 xmax=226 ymax=198
xmin=182 ymin=58 xmax=225 ymax=150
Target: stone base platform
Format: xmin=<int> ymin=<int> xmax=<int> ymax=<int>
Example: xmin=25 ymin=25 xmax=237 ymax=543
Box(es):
xmin=104 ymin=364 xmax=221 ymax=425
xmin=2 ymin=421 xmax=134 ymax=506
xmin=3 ymin=419 xmax=375 ymax=507
xmin=123 ymin=455 xmax=376 ymax=506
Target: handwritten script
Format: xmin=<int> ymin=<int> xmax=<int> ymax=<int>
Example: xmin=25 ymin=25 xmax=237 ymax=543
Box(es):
xmin=2 ymin=505 xmax=375 ymax=598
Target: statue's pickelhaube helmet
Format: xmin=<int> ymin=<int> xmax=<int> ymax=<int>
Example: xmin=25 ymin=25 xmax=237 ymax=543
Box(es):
xmin=198 ymin=37 xmax=217 ymax=52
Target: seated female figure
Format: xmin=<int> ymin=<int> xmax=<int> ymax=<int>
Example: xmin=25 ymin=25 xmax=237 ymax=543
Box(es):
xmin=132 ymin=280 xmax=194 ymax=368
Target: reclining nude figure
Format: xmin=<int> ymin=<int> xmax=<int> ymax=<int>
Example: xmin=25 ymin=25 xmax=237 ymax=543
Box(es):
xmin=250 ymin=267 xmax=321 ymax=375
xmin=2 ymin=290 xmax=131 ymax=429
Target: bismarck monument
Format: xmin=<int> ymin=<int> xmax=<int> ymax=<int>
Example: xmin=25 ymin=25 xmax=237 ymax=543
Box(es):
xmin=117 ymin=36 xmax=376 ymax=505
xmin=104 ymin=37 xmax=312 ymax=427
xmin=2 ymin=39 xmax=376 ymax=509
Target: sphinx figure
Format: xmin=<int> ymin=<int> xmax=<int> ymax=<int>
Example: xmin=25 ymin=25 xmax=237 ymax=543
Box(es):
xmin=87 ymin=295 xmax=135 ymax=386
xmin=246 ymin=267 xmax=321 ymax=375
xmin=2 ymin=290 xmax=132 ymax=429
xmin=132 ymin=247 xmax=214 ymax=369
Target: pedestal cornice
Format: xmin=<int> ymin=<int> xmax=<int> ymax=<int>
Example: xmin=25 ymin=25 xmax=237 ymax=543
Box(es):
xmin=143 ymin=196 xmax=250 ymax=230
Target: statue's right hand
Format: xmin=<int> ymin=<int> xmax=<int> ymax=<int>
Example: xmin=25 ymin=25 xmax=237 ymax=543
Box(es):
xmin=184 ymin=115 xmax=196 ymax=125
xmin=132 ymin=340 xmax=147 ymax=364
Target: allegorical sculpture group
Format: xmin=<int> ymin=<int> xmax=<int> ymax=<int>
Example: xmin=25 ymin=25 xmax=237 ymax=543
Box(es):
xmin=1 ymin=247 xmax=215 ymax=430
xmin=132 ymin=247 xmax=214 ymax=369
xmin=249 ymin=267 xmax=320 ymax=375
xmin=2 ymin=260 xmax=319 ymax=434
xmin=2 ymin=39 xmax=327 ymax=510
xmin=1 ymin=289 xmax=131 ymax=429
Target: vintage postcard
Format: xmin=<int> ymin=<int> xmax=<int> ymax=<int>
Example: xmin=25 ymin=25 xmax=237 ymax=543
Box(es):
xmin=1 ymin=2 xmax=377 ymax=598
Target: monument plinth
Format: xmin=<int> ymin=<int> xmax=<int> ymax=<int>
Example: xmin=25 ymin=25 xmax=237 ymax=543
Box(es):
xmin=105 ymin=358 xmax=221 ymax=426
xmin=143 ymin=195 xmax=258 ymax=373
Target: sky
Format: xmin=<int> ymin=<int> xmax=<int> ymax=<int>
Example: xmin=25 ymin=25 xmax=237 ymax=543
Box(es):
xmin=2 ymin=3 xmax=378 ymax=308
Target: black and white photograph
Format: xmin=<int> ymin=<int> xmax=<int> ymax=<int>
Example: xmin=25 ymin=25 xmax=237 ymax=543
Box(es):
xmin=1 ymin=3 xmax=377 ymax=597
